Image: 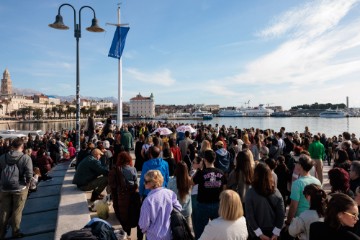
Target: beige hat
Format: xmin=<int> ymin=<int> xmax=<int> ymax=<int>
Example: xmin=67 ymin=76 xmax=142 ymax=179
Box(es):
xmin=215 ymin=141 xmax=224 ymax=147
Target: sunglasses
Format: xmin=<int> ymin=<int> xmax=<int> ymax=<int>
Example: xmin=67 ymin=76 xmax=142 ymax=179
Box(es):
xmin=144 ymin=180 xmax=151 ymax=184
xmin=343 ymin=212 xmax=359 ymax=220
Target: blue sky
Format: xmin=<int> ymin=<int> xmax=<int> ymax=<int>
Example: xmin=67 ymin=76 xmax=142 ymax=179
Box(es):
xmin=1 ymin=0 xmax=360 ymax=110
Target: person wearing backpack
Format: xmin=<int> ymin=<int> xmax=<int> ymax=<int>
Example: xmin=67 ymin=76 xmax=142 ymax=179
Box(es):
xmin=0 ymin=138 xmax=33 ymax=239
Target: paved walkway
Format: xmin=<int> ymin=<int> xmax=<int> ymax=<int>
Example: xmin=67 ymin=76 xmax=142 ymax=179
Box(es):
xmin=4 ymin=161 xmax=71 ymax=239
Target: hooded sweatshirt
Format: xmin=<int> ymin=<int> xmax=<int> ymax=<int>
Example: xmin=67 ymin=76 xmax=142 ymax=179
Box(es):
xmin=215 ymin=148 xmax=231 ymax=172
xmin=0 ymin=150 xmax=33 ymax=192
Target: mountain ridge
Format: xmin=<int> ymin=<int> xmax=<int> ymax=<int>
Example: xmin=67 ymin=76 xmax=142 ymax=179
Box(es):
xmin=13 ymin=88 xmax=118 ymax=104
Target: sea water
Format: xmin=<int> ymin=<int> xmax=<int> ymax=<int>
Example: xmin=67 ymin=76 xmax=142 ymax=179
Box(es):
xmin=0 ymin=117 xmax=358 ymax=137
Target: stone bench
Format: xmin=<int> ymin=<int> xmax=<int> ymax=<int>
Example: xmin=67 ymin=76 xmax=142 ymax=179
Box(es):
xmin=54 ymin=164 xmax=91 ymax=239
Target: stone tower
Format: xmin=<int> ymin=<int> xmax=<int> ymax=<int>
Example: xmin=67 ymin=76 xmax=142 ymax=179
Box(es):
xmin=1 ymin=68 xmax=12 ymax=96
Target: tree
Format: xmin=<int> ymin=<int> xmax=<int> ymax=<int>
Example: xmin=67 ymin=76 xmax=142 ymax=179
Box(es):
xmin=45 ymin=108 xmax=51 ymax=118
xmin=96 ymin=109 xmax=105 ymax=118
xmin=67 ymin=106 xmax=76 ymax=118
xmin=33 ymin=108 xmax=44 ymax=119
xmin=80 ymin=107 xmax=88 ymax=118
xmin=57 ymin=105 xmax=64 ymax=118
xmin=52 ymin=106 xmax=58 ymax=118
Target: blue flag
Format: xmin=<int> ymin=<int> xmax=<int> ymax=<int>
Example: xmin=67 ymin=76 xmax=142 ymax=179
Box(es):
xmin=108 ymin=26 xmax=130 ymax=59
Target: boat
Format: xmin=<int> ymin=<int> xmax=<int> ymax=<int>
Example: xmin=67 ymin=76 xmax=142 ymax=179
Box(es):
xmin=218 ymin=108 xmax=246 ymax=117
xmin=271 ymin=111 xmax=292 ymax=117
xmin=0 ymin=130 xmax=26 ymax=139
xmin=192 ymin=109 xmax=212 ymax=118
xmin=203 ymin=114 xmax=213 ymax=120
xmin=243 ymin=104 xmax=274 ymax=117
xmin=319 ymin=109 xmax=347 ymax=118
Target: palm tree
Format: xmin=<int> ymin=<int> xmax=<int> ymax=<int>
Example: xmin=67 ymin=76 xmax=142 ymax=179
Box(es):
xmin=10 ymin=110 xmax=17 ymax=118
xmin=57 ymin=105 xmax=64 ymax=118
xmin=52 ymin=106 xmax=58 ymax=118
xmin=25 ymin=106 xmax=33 ymax=119
xmin=80 ymin=107 xmax=88 ymax=118
xmin=33 ymin=108 xmax=44 ymax=119
xmin=45 ymin=108 xmax=51 ymax=119
xmin=67 ymin=106 xmax=76 ymax=119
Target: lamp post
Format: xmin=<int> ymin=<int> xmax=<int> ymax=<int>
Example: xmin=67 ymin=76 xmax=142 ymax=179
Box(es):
xmin=49 ymin=3 xmax=104 ymax=152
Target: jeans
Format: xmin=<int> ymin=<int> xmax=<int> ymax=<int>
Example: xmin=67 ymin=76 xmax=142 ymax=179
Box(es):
xmin=0 ymin=189 xmax=28 ymax=238
xmin=194 ymin=202 xmax=219 ymax=239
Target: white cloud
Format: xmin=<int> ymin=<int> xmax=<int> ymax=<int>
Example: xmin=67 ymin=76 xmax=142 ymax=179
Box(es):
xmin=230 ymin=0 xmax=360 ymax=87
xmin=259 ymin=0 xmax=359 ymax=39
xmin=126 ymin=68 xmax=176 ymax=86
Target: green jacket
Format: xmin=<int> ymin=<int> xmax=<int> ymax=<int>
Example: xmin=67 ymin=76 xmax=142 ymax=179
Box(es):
xmin=72 ymin=155 xmax=108 ymax=187
xmin=121 ymin=130 xmax=134 ymax=150
xmin=308 ymin=140 xmax=325 ymax=160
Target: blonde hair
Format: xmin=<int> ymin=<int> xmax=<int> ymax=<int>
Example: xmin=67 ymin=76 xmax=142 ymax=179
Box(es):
xmin=145 ymin=170 xmax=164 ymax=189
xmin=33 ymin=167 xmax=41 ymax=176
xmin=218 ymin=190 xmax=243 ymax=221
xmin=145 ymin=136 xmax=153 ymax=145
xmin=200 ymin=140 xmax=211 ymax=153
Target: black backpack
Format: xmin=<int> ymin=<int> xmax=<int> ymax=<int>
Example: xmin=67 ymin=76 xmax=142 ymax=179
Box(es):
xmin=60 ymin=228 xmax=97 ymax=240
xmin=170 ymin=208 xmax=194 ymax=240
xmin=84 ymin=218 xmax=117 ymax=240
xmin=1 ymin=154 xmax=23 ymax=191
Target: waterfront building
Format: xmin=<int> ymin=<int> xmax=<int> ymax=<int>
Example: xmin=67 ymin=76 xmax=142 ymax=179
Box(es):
xmin=130 ymin=93 xmax=155 ymax=118
xmin=90 ymin=100 xmax=113 ymax=110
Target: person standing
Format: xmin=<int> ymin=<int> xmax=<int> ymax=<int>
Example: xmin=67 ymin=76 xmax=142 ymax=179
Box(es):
xmin=139 ymin=170 xmax=182 ymax=240
xmin=199 ymin=190 xmax=248 ymax=240
xmin=120 ymin=127 xmax=134 ymax=152
xmin=310 ymin=193 xmax=360 ymax=240
xmin=139 ymin=146 xmax=169 ymax=198
xmin=179 ymin=131 xmax=193 ymax=161
xmin=245 ymin=163 xmax=284 ymax=240
xmin=84 ymin=113 xmax=96 ymax=142
xmin=308 ymin=135 xmax=325 ymax=184
xmin=286 ymin=154 xmax=321 ymax=225
xmin=108 ymin=152 xmax=139 ymax=238
xmin=192 ymin=150 xmax=227 ymax=239
xmin=0 ymin=138 xmax=33 ymax=239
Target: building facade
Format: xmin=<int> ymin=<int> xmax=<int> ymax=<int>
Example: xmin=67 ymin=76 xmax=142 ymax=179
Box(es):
xmin=130 ymin=93 xmax=155 ymax=118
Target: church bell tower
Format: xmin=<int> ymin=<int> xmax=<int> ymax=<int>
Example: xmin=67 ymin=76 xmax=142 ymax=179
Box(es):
xmin=1 ymin=68 xmax=13 ymax=96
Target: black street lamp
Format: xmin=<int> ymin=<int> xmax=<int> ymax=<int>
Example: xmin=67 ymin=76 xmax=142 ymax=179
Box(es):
xmin=49 ymin=3 xmax=104 ymax=152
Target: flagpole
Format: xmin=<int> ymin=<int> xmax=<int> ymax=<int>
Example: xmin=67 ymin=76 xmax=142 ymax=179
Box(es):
xmin=117 ymin=6 xmax=123 ymax=129
xmin=107 ymin=5 xmax=129 ymax=129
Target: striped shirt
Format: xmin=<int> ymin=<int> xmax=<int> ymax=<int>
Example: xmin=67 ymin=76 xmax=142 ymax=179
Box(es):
xmin=139 ymin=187 xmax=182 ymax=240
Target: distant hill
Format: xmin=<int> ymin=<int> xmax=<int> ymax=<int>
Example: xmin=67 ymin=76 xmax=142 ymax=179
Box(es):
xmin=13 ymin=88 xmax=118 ymax=104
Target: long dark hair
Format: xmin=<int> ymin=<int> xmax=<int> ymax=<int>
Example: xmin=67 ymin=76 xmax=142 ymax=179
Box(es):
xmin=174 ymin=161 xmax=192 ymax=203
xmin=303 ymin=184 xmax=327 ymax=217
xmin=252 ymin=162 xmax=275 ymax=197
xmin=325 ymin=193 xmax=356 ymax=230
xmin=235 ymin=151 xmax=253 ymax=185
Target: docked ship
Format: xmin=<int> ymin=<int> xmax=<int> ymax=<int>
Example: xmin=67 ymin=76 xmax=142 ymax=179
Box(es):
xmin=218 ymin=108 xmax=246 ymax=117
xmin=244 ymin=104 xmax=274 ymax=117
xmin=192 ymin=109 xmax=213 ymax=118
xmin=319 ymin=109 xmax=347 ymax=118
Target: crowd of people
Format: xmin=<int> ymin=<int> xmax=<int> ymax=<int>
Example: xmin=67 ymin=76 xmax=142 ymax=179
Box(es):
xmin=3 ymin=118 xmax=360 ymax=239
